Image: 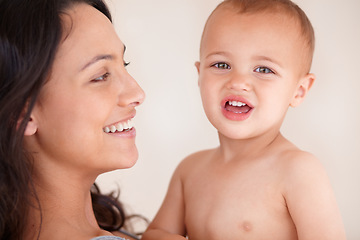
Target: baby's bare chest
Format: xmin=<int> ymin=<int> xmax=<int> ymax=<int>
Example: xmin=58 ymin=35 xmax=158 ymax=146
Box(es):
xmin=182 ymin=163 xmax=297 ymax=240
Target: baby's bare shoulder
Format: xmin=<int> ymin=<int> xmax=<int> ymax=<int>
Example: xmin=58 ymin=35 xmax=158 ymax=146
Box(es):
xmin=181 ymin=148 xmax=216 ymax=164
xmin=279 ymin=148 xmax=322 ymax=173
xmin=268 ymin=135 xmax=322 ymax=173
xmin=175 ymin=148 xmax=216 ymax=176
xmin=277 ymin=148 xmax=329 ymax=191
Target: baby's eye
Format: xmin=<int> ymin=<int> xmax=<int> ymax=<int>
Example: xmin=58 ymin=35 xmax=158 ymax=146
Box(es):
xmin=124 ymin=61 xmax=130 ymax=67
xmin=92 ymin=72 xmax=110 ymax=82
xmin=254 ymin=66 xmax=274 ymax=74
xmin=212 ymin=62 xmax=230 ymax=69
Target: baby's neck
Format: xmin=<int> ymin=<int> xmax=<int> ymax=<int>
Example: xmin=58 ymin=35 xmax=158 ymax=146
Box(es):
xmin=217 ymin=131 xmax=289 ymax=162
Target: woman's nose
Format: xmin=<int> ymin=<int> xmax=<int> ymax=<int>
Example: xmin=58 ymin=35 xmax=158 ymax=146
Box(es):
xmin=118 ymin=73 xmax=145 ymax=108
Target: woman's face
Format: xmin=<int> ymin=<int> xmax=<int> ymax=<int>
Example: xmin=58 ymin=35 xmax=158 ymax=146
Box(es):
xmin=26 ymin=3 xmax=145 ymax=175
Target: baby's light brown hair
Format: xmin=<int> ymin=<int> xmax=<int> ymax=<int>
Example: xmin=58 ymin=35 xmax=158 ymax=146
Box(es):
xmin=202 ymin=0 xmax=315 ymax=73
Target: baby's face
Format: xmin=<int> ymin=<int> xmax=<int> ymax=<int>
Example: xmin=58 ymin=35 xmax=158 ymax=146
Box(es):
xmin=196 ymin=8 xmax=311 ymax=139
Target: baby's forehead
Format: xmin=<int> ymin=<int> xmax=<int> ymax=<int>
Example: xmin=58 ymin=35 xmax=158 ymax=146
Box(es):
xmin=212 ymin=1 xmax=314 ymax=65
xmin=211 ymin=1 xmax=309 ymax=38
xmin=201 ymin=7 xmax=312 ymax=75
xmin=204 ymin=6 xmax=303 ymax=44
xmin=216 ymin=0 xmax=298 ymax=17
xmin=215 ymin=3 xmax=299 ymax=25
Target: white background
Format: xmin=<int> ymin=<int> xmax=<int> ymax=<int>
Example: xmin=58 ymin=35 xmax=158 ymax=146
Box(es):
xmin=98 ymin=0 xmax=360 ymax=239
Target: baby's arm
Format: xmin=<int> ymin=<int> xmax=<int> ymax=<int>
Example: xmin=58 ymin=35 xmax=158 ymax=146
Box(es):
xmin=142 ymin=164 xmax=187 ymax=240
xmin=284 ymin=152 xmax=346 ymax=240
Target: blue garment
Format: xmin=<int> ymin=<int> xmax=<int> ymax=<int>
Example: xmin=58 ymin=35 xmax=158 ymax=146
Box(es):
xmin=91 ymin=236 xmax=126 ymax=240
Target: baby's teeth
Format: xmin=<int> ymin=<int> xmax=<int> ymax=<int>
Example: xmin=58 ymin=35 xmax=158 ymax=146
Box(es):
xmin=230 ymin=101 xmax=245 ymax=107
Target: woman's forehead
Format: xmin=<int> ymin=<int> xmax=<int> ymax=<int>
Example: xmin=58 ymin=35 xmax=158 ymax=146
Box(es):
xmin=56 ymin=3 xmax=123 ymax=66
xmin=60 ymin=3 xmax=112 ymax=42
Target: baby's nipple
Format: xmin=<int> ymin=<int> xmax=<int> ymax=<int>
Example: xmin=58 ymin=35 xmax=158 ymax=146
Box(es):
xmin=241 ymin=221 xmax=253 ymax=232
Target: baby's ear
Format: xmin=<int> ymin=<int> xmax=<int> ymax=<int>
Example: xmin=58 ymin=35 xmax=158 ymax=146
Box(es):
xmin=290 ymin=73 xmax=315 ymax=107
xmin=195 ymin=61 xmax=200 ymax=74
xmin=195 ymin=61 xmax=201 ymax=86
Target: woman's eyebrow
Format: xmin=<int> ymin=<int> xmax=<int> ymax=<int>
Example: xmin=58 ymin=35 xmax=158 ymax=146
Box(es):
xmin=80 ymin=54 xmax=113 ymax=71
xmin=80 ymin=45 xmax=127 ymax=71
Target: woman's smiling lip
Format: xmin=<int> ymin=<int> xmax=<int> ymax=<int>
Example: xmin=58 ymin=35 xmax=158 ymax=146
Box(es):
xmin=221 ymin=95 xmax=254 ymax=121
xmin=103 ymin=114 xmax=136 ymax=134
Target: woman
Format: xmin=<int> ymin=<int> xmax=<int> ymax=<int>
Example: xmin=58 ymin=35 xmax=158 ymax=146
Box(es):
xmin=0 ymin=0 xmax=145 ymax=239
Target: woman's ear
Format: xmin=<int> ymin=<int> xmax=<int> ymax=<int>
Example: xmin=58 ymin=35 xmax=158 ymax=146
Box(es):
xmin=290 ymin=73 xmax=315 ymax=107
xmin=23 ymin=116 xmax=38 ymax=136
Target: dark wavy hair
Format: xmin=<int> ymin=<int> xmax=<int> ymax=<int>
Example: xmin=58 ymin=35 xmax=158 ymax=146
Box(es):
xmin=92 ymin=184 xmax=148 ymax=239
xmin=0 ymin=0 xmax=142 ymax=239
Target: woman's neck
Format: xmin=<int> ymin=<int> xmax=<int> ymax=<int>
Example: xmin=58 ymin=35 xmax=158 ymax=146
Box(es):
xmin=25 ymin=164 xmax=106 ymax=239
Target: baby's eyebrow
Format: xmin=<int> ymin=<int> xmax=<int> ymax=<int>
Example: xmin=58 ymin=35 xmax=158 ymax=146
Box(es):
xmin=204 ymin=51 xmax=230 ymax=59
xmin=253 ymin=55 xmax=283 ymax=68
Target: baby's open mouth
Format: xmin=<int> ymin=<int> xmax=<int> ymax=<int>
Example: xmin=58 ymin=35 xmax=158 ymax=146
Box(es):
xmin=225 ymin=101 xmax=252 ymax=114
xmin=103 ymin=119 xmax=134 ymax=133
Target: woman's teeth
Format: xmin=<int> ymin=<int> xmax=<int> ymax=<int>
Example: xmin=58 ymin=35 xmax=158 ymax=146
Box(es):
xmin=103 ymin=119 xmax=134 ymax=133
xmin=228 ymin=101 xmax=246 ymax=107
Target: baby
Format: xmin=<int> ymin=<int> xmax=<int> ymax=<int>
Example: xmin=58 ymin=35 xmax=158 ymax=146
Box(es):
xmin=142 ymin=0 xmax=346 ymax=239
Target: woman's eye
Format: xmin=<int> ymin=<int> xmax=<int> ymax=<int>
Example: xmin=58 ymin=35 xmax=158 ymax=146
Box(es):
xmin=254 ymin=66 xmax=274 ymax=74
xmin=92 ymin=72 xmax=110 ymax=82
xmin=212 ymin=62 xmax=230 ymax=69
